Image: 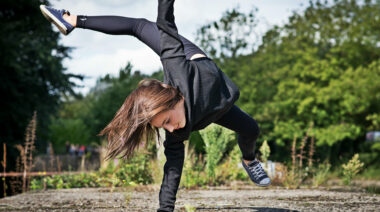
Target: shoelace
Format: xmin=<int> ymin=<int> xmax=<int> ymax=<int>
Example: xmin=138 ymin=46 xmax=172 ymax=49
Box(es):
xmin=47 ymin=6 xmax=70 ymax=16
xmin=248 ymin=162 xmax=267 ymax=179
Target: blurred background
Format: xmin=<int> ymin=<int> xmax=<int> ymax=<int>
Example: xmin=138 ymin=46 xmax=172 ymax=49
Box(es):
xmin=1 ymin=0 xmax=379 ymax=198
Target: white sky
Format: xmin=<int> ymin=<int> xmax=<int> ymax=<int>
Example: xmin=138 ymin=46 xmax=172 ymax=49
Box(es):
xmin=50 ymin=0 xmax=307 ymax=94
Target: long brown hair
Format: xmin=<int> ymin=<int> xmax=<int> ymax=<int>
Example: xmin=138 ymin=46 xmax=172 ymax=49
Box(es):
xmin=99 ymin=78 xmax=183 ymax=160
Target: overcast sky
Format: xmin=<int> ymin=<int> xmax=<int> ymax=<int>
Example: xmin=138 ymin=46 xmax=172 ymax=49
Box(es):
xmin=50 ymin=0 xmax=307 ymax=94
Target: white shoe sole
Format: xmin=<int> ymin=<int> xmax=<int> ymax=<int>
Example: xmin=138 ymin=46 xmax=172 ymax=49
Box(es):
xmin=254 ymin=181 xmax=271 ymax=187
xmin=40 ymin=5 xmax=68 ymax=35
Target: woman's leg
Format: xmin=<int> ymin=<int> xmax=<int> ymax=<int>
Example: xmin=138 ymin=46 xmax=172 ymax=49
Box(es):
xmin=214 ymin=105 xmax=260 ymax=161
xmin=75 ymin=15 xmax=206 ymax=60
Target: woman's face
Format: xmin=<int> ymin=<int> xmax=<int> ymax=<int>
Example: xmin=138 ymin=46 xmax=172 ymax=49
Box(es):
xmin=150 ymin=98 xmax=186 ymax=133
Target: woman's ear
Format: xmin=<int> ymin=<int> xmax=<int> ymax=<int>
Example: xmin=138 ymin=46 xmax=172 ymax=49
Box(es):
xmin=161 ymin=83 xmax=170 ymax=88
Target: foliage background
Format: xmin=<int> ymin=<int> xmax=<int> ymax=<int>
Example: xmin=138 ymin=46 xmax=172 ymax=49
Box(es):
xmin=1 ymin=0 xmax=82 ymax=170
xmin=1 ymin=0 xmax=379 ymax=175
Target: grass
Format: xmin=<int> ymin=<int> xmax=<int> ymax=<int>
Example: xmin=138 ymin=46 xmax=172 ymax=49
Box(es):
xmin=358 ymin=167 xmax=380 ymax=180
xmin=365 ymin=185 xmax=380 ymax=194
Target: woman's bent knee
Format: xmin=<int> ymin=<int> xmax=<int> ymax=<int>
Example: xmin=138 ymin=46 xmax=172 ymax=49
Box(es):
xmin=242 ymin=120 xmax=260 ymax=141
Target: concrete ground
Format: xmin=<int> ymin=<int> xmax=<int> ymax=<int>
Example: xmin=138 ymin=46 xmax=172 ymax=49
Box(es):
xmin=0 ymin=186 xmax=379 ymax=211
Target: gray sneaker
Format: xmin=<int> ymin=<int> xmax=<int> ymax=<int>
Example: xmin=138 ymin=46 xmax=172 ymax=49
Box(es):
xmin=242 ymin=159 xmax=271 ymax=186
xmin=40 ymin=5 xmax=74 ymax=35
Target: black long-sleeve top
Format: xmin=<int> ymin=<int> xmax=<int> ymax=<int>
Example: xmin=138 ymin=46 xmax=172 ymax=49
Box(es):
xmin=156 ymin=0 xmax=240 ymax=211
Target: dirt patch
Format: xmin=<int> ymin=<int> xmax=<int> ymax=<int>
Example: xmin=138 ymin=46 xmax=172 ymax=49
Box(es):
xmin=0 ymin=185 xmax=379 ymax=211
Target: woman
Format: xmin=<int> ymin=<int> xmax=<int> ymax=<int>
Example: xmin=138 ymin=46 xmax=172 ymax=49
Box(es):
xmin=40 ymin=1 xmax=270 ymax=211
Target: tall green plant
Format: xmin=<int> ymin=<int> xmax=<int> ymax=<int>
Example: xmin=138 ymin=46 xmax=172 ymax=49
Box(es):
xmin=181 ymin=146 xmax=207 ymax=188
xmin=342 ymin=154 xmax=364 ymax=185
xmin=215 ymin=144 xmax=246 ymax=183
xmin=259 ymin=140 xmax=270 ymax=163
xmin=312 ymin=162 xmax=331 ymax=188
xmin=200 ymin=124 xmax=234 ymax=181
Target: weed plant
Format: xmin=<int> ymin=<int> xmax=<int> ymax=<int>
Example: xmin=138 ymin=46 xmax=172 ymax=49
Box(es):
xmin=311 ymin=162 xmax=331 ymax=188
xmin=215 ymin=145 xmax=247 ymax=183
xmin=259 ymin=140 xmax=270 ymax=163
xmin=181 ymin=151 xmax=207 ymax=188
xmin=200 ymin=124 xmax=234 ymax=182
xmin=30 ymin=151 xmax=154 ymax=190
xmin=342 ymin=154 xmax=364 ymax=185
xmin=282 ymin=124 xmax=315 ymax=188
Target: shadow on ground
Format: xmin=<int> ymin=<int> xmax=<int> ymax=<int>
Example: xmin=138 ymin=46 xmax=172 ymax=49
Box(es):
xmin=196 ymin=207 xmax=297 ymax=211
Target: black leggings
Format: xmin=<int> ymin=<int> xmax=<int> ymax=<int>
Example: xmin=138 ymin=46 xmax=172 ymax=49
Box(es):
xmin=214 ymin=105 xmax=259 ymax=160
xmin=76 ymin=15 xmax=205 ymax=60
xmin=77 ymin=15 xmax=259 ymax=160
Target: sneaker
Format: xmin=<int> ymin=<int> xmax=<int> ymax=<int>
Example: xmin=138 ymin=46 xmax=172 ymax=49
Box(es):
xmin=242 ymin=159 xmax=271 ymax=187
xmin=39 ymin=5 xmax=74 ymax=35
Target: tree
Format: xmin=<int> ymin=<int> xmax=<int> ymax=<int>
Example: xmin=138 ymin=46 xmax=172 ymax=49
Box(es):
xmin=195 ymin=0 xmax=380 ymax=162
xmin=257 ymin=0 xmax=380 ymax=161
xmin=196 ymin=7 xmax=259 ymax=65
xmin=0 ymin=0 xmax=81 ymax=168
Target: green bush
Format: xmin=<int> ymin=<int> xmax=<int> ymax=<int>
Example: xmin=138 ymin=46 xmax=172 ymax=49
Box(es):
xmin=114 ymin=153 xmax=154 ymax=185
xmin=342 ymin=154 xmax=364 ymax=185
xmin=181 ymin=143 xmax=248 ymax=188
xmin=215 ymin=144 xmax=247 ymax=184
xmin=30 ymin=151 xmax=154 ymax=190
xmin=200 ymin=124 xmax=234 ymax=182
xmin=30 ymin=177 xmax=44 ymax=190
xmin=181 ymin=152 xmax=207 ymax=188
xmin=44 ymin=173 xmax=100 ymax=189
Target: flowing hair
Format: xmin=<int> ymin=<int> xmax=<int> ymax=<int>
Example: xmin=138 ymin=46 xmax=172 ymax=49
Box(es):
xmin=99 ymin=78 xmax=183 ymax=160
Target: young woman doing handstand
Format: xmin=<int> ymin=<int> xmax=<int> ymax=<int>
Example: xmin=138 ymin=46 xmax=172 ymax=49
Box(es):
xmin=40 ymin=1 xmax=270 ymax=211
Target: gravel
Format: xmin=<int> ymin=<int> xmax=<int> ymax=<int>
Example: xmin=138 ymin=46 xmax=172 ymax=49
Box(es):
xmin=0 ymin=185 xmax=379 ymax=211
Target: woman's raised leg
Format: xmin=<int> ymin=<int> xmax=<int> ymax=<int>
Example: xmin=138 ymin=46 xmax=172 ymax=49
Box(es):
xmin=76 ymin=16 xmax=206 ymax=60
xmin=40 ymin=5 xmax=205 ymax=60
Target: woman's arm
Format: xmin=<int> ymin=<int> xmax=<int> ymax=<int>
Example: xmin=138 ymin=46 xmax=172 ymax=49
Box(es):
xmin=156 ymin=0 xmax=193 ymax=89
xmin=156 ymin=0 xmax=185 ymax=60
xmin=156 ymin=3 xmax=188 ymax=210
xmin=158 ymin=134 xmax=185 ymax=212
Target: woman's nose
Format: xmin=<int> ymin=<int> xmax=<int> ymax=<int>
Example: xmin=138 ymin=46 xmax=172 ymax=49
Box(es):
xmin=165 ymin=124 xmax=174 ymax=132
